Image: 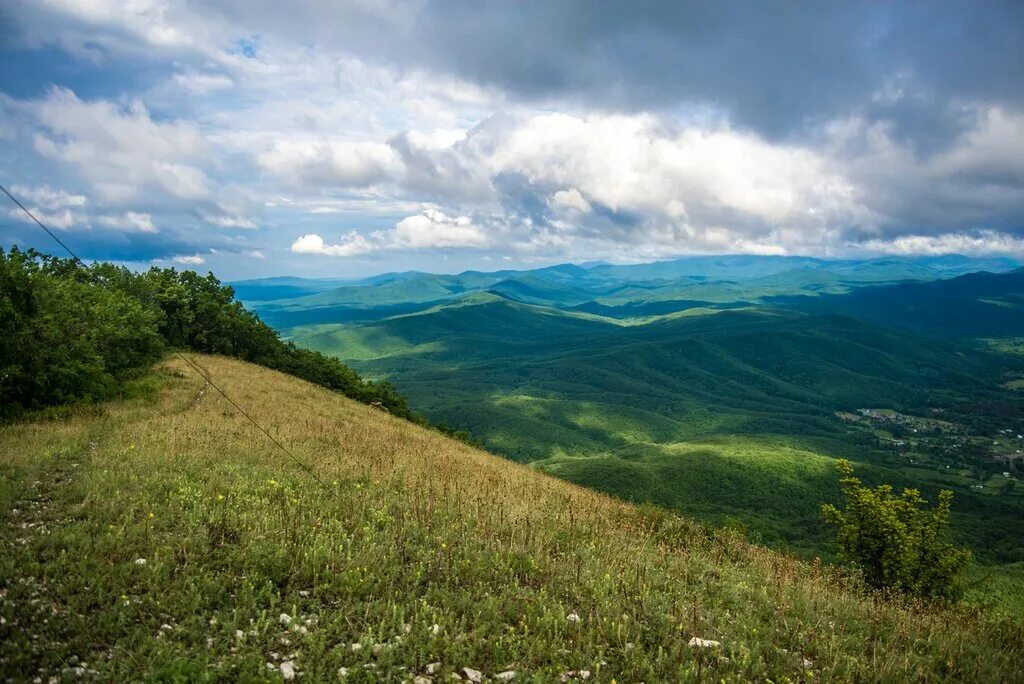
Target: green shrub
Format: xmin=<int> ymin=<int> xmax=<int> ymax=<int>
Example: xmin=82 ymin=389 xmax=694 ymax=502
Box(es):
xmin=822 ymin=459 xmax=972 ymax=600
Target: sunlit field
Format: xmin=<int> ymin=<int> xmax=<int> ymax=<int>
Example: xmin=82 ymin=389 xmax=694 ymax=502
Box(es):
xmin=2 ymin=355 xmax=1022 ymax=681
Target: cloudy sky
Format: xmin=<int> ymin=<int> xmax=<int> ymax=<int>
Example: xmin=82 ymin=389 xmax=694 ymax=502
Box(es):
xmin=1 ymin=1 xmax=1022 ymax=279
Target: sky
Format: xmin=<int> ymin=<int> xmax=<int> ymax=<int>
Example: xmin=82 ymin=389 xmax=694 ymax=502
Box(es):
xmin=0 ymin=1 xmax=1022 ymax=280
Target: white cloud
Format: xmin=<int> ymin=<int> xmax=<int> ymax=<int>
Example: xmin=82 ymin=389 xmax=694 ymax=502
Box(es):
xmin=203 ymin=214 xmax=257 ymax=229
xmin=9 ymin=184 xmax=86 ymax=208
xmin=96 ymin=211 xmax=157 ymax=233
xmin=173 ymin=254 xmax=206 ymax=265
xmin=859 ymin=231 xmax=1024 ymax=257
xmin=29 ymin=87 xmax=212 ymax=203
xmin=290 ymin=232 xmax=376 ymax=257
xmin=172 ymin=71 xmax=234 ymax=93
xmin=549 ymin=188 xmax=591 ymax=214
xmin=258 ymin=138 xmax=399 ymax=188
xmin=390 ymin=209 xmax=488 ymax=249
xmin=8 ymin=207 xmax=84 ymax=230
xmin=290 ymin=209 xmax=488 ymax=257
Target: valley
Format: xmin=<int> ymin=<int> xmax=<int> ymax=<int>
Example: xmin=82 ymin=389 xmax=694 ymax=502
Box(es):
xmin=246 ymin=256 xmax=1024 ymax=569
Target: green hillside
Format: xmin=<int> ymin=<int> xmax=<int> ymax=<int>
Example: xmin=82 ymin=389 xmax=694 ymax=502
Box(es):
xmin=2 ymin=355 xmax=1022 ymax=681
xmin=285 ymin=293 xmax=1024 ymax=564
xmin=771 ymin=269 xmax=1024 ymax=338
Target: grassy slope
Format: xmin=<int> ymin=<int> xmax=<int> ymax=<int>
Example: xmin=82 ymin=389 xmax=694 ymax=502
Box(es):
xmin=287 ymin=299 xmax=1024 ymax=563
xmin=0 ymin=354 xmax=1022 ymax=682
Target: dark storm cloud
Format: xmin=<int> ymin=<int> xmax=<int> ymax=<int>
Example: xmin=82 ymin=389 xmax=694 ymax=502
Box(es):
xmin=311 ymin=0 xmax=1023 ymax=141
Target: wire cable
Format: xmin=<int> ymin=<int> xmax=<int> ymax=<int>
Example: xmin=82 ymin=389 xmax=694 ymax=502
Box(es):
xmin=1 ymin=183 xmax=84 ymax=263
xmin=1 ymin=182 xmax=335 ymax=496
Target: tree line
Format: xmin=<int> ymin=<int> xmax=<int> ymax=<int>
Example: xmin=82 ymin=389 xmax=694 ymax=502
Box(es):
xmin=0 ymin=247 xmax=468 ymax=442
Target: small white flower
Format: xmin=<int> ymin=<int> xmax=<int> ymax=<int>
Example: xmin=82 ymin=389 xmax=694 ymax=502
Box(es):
xmin=351 ymin=642 xmax=363 ymax=652
xmin=337 ymin=667 xmax=349 ymax=678
xmin=134 ymin=558 xmax=147 ymax=566
xmin=159 ymin=623 xmax=173 ymax=631
xmin=431 ymin=623 xmax=441 ymax=635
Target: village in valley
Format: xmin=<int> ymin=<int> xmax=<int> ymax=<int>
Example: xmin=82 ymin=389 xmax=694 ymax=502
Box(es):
xmin=837 ymin=406 xmax=1022 ymax=497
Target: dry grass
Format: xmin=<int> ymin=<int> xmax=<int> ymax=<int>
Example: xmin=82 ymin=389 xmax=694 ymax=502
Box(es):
xmin=1 ymin=354 xmax=1022 ymax=682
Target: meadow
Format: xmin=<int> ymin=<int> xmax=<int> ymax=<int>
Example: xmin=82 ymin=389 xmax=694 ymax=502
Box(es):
xmin=2 ymin=355 xmax=1023 ymax=681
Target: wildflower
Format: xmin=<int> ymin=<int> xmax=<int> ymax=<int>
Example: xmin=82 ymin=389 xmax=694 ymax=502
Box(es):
xmin=159 ymin=624 xmax=173 ymax=631
xmin=337 ymin=667 xmax=349 ymax=678
xmin=216 ymin=494 xmax=224 ymax=501
xmin=566 ymin=612 xmax=581 ymax=623
xmin=351 ymin=642 xmax=363 ymax=652
xmin=134 ymin=558 xmax=146 ymax=566
xmin=148 ymin=512 xmax=155 ymax=519
xmin=431 ymin=624 xmax=441 ymax=635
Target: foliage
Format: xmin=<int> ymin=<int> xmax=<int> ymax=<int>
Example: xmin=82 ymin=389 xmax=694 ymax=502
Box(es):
xmin=822 ymin=459 xmax=973 ymax=600
xmin=0 ymin=247 xmax=415 ymax=423
xmin=0 ymin=248 xmax=163 ymax=416
xmin=1 ymin=355 xmax=1022 ymax=681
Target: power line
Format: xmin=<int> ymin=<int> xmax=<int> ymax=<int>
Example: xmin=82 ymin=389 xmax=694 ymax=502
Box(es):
xmin=1 ymin=182 xmax=335 ymax=496
xmin=174 ymin=352 xmax=334 ymax=493
xmin=1 ymin=183 xmax=83 ymax=263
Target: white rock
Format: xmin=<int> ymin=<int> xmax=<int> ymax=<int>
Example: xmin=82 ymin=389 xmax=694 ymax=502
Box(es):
xmin=461 ymin=667 xmax=483 ymax=682
xmin=279 ymin=613 xmax=292 ymax=625
xmin=280 ymin=661 xmax=297 ymax=680
xmin=159 ymin=624 xmax=173 ymax=631
xmin=134 ymin=558 xmax=147 ymax=565
xmin=495 ymin=672 xmax=516 ymax=681
xmin=688 ymin=637 xmax=721 ymax=648
xmin=337 ymin=667 xmax=349 ymax=678
xmin=414 ymin=677 xmax=432 ymax=684
xmin=426 ymin=662 xmax=442 ymax=674
xmin=351 ymin=643 xmax=363 ymax=652
xmin=802 ymin=658 xmax=813 ymax=668
xmin=565 ymin=612 xmax=581 ymax=623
